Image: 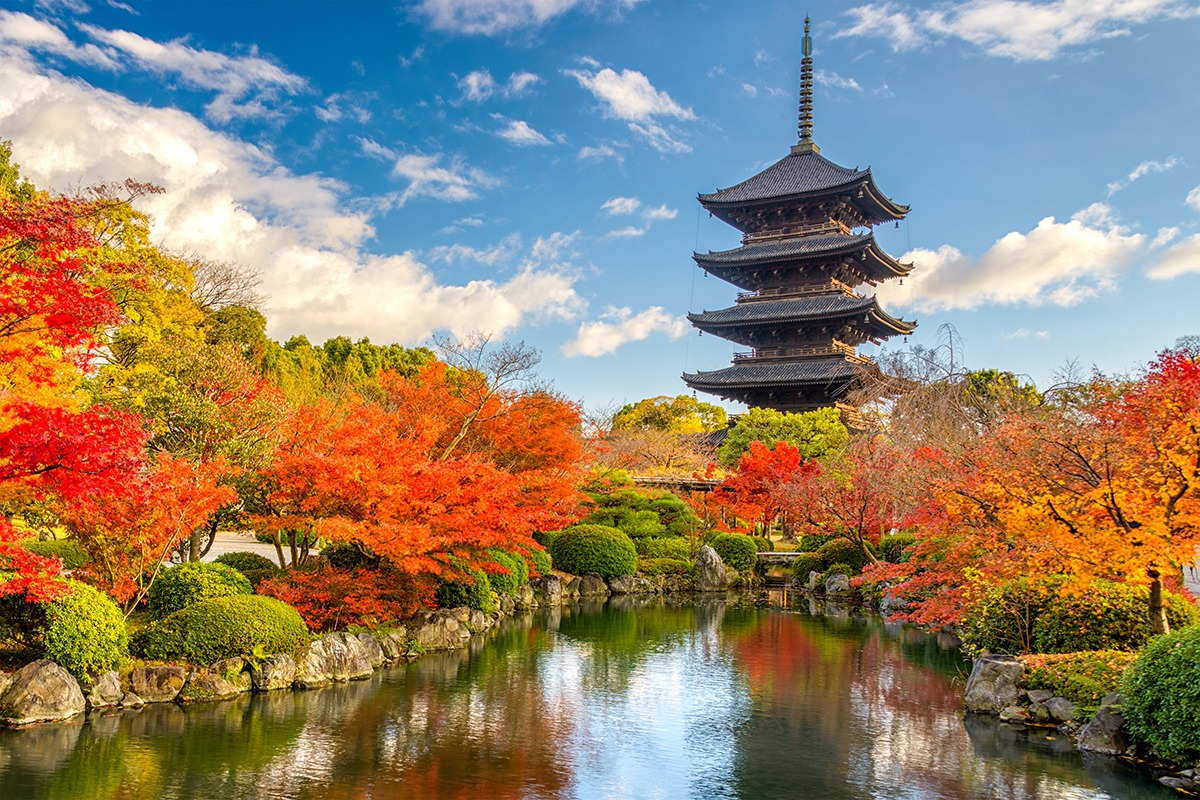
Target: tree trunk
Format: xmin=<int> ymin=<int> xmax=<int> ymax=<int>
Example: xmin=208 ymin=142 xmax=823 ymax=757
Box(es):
xmin=272 ymin=531 xmax=286 ymax=570
xmin=188 ymin=528 xmax=202 ymax=562
xmin=1148 ymin=569 xmax=1170 ymax=635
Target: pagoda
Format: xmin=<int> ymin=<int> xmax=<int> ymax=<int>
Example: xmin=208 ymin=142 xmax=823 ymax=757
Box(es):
xmin=682 ymin=18 xmax=915 ymax=415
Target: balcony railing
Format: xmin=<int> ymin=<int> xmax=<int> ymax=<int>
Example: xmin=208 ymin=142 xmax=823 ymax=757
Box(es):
xmin=736 ymin=279 xmax=855 ymax=302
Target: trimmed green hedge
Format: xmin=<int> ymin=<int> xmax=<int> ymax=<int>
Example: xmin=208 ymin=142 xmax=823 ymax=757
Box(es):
xmin=0 ymin=578 xmax=128 ymax=680
xmin=524 ymin=548 xmax=552 ymax=578
xmin=823 ymin=563 xmax=854 ymax=582
xmin=484 ymin=550 xmax=529 ymax=596
xmin=636 ymin=537 xmax=693 ymax=561
xmin=788 ymin=553 xmax=825 ymax=581
xmin=19 ymin=539 xmax=90 ymax=570
xmin=550 ymin=524 xmax=637 ymax=579
xmin=1022 ymin=651 xmax=1138 ymax=707
xmin=436 ymin=567 xmax=496 ymax=613
xmin=637 ymin=557 xmax=693 ymax=576
xmin=815 ymin=538 xmax=871 ymax=573
xmin=214 ymin=551 xmax=281 ymax=587
xmin=147 ymin=561 xmax=253 ymax=618
xmin=709 ymin=533 xmax=759 ymax=576
xmin=1121 ymin=625 xmax=1200 ymax=762
xmin=132 ymin=594 xmax=308 ymax=665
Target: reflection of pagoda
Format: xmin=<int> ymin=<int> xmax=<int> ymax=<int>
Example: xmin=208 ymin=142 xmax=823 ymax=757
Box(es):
xmin=683 ymin=18 xmax=915 ymax=415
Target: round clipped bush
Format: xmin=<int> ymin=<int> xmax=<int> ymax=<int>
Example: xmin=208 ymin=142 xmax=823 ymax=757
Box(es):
xmin=636 ymin=537 xmax=693 ymax=561
xmin=815 ymin=538 xmax=870 ymax=573
xmin=19 ymin=539 xmax=90 ymax=570
xmin=0 ymin=578 xmax=128 ymax=680
xmin=485 ymin=550 xmax=528 ymax=596
xmin=524 ymin=548 xmax=552 ymax=578
xmin=750 ymin=536 xmax=773 ymax=552
xmin=132 ymin=594 xmax=309 ymax=664
xmin=709 ymin=533 xmax=759 ymax=576
xmin=1121 ymin=625 xmax=1200 ymax=762
xmin=879 ymin=533 xmax=916 ymax=564
xmin=214 ymin=551 xmax=281 ymax=587
xmin=797 ymin=534 xmax=826 ymax=552
xmin=788 ymin=553 xmax=825 ymax=582
xmin=823 ymin=563 xmax=855 ymax=582
xmin=550 ymin=524 xmax=637 ymax=580
xmin=637 ymin=557 xmax=693 ymax=576
xmin=533 ymin=529 xmax=561 ymax=551
xmin=436 ymin=567 xmax=496 ymax=613
xmin=147 ymin=561 xmax=253 ymax=617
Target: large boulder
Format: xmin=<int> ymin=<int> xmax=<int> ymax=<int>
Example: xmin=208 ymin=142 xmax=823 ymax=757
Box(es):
xmin=578 ymin=573 xmax=609 ymax=598
xmin=130 ymin=665 xmax=187 ymax=703
xmin=609 ymin=575 xmax=657 ymax=595
xmin=178 ymin=670 xmax=242 ymax=703
xmin=86 ymin=670 xmax=123 ymax=709
xmin=825 ymin=573 xmax=852 ymax=597
xmin=249 ymin=654 xmax=296 ymax=691
xmin=210 ymin=657 xmax=251 ymax=693
xmin=0 ymin=660 xmax=85 ymax=726
xmin=1046 ymin=696 xmax=1078 ymax=723
xmin=356 ymin=633 xmax=385 ymax=668
xmin=532 ymin=575 xmax=563 ymax=606
xmin=410 ymin=609 xmax=472 ymax=652
xmin=294 ymin=632 xmax=374 ymax=688
xmin=376 ymin=628 xmax=410 ymax=662
xmin=695 ymin=546 xmax=727 ymax=592
xmin=963 ymin=655 xmax=1024 ymax=715
xmin=1078 ymin=699 xmax=1129 ymax=756
xmin=513 ymin=584 xmax=536 ymax=609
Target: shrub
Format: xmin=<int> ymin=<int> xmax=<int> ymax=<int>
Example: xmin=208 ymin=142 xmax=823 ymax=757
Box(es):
xmin=750 ymin=536 xmax=773 ymax=553
xmin=1022 ymin=651 xmax=1138 ymax=707
xmin=797 ymin=534 xmax=827 ymax=552
xmin=147 ymin=561 xmax=253 ymax=618
xmin=484 ymin=550 xmax=528 ymax=596
xmin=214 ymin=551 xmax=281 ymax=587
xmin=879 ymin=533 xmax=916 ymax=564
xmin=580 ymin=488 xmax=700 ymax=539
xmin=816 ymin=538 xmax=870 ymax=573
xmin=533 ymin=529 xmax=561 ymax=550
xmin=258 ymin=564 xmax=434 ymax=631
xmin=823 ymin=563 xmax=854 ymax=582
xmin=436 ymin=567 xmax=496 ymax=613
xmin=322 ymin=542 xmax=374 ymax=569
xmin=524 ymin=548 xmax=552 ymax=578
xmin=550 ymin=524 xmax=637 ymax=580
xmin=709 ymin=533 xmax=759 ymax=576
xmin=19 ymin=539 xmax=90 ymax=570
xmin=788 ymin=553 xmax=825 ymax=582
xmin=0 ymin=578 xmax=128 ymax=680
xmin=637 ymin=557 xmax=693 ymax=576
xmin=1121 ymin=625 xmax=1200 ymax=762
xmin=636 ymin=537 xmax=693 ymax=561
xmin=132 ymin=595 xmax=309 ymax=665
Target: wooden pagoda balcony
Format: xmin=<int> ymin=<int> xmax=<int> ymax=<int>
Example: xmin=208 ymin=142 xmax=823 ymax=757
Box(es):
xmin=736 ymin=279 xmax=855 ymax=302
xmin=732 ymin=342 xmax=871 ymax=364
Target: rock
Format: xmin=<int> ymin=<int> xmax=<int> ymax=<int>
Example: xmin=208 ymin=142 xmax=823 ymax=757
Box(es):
xmin=178 ymin=671 xmax=241 ymax=703
xmin=563 ymin=576 xmax=581 ymax=598
xmin=999 ymin=706 xmax=1029 ymax=724
xmin=578 ymin=573 xmax=609 ymax=598
xmin=1100 ymin=692 xmax=1124 ymax=708
xmin=249 ymin=654 xmax=296 ymax=692
xmin=695 ymin=545 xmax=728 ymax=592
xmin=86 ymin=671 xmax=122 ymax=709
xmin=210 ymin=658 xmax=251 ymax=693
xmin=532 ymin=575 xmax=563 ymax=606
xmin=119 ymin=692 xmax=144 ymax=708
xmin=467 ymin=609 xmax=490 ymax=632
xmin=499 ymin=594 xmax=515 ymax=614
xmin=825 ymin=573 xmax=851 ymax=597
xmin=1160 ymin=777 xmax=1194 ymax=791
xmin=1046 ymin=696 xmax=1078 ymax=723
xmin=130 ymin=665 xmax=187 ymax=703
xmin=410 ymin=609 xmax=472 ymax=652
xmin=0 ymin=671 xmax=14 ymax=698
xmin=356 ymin=633 xmax=385 ymax=668
xmin=0 ymin=660 xmax=85 ymax=726
xmin=376 ymin=629 xmax=410 ymax=662
xmin=294 ymin=632 xmax=374 ymax=688
xmin=662 ymin=575 xmax=694 ymax=594
xmin=1031 ymin=703 xmax=1052 ymax=723
xmin=608 ymin=574 xmax=637 ymax=594
xmin=1026 ymin=689 xmax=1054 ymax=704
xmin=963 ymin=655 xmax=1024 ymax=715
xmin=1077 ymin=705 xmax=1129 ymax=756
xmin=513 ymin=584 xmax=535 ymax=608
xmin=879 ymin=592 xmax=907 ymax=613
xmin=804 ymin=570 xmax=821 ymax=591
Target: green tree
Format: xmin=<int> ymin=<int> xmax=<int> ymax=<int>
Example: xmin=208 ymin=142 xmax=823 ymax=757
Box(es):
xmin=613 ymin=395 xmax=727 ymax=434
xmin=718 ymin=407 xmax=847 ymax=467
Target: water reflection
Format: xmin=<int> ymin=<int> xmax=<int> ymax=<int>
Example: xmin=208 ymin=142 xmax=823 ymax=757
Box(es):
xmin=0 ymin=600 xmax=1175 ymax=800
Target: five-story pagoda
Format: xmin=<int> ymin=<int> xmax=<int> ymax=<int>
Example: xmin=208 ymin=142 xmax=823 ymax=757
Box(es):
xmin=683 ymin=18 xmax=915 ymax=414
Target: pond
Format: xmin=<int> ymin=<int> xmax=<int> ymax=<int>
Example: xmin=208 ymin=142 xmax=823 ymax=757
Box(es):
xmin=0 ymin=596 xmax=1175 ymax=799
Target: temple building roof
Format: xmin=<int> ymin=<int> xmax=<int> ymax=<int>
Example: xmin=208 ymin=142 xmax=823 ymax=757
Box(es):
xmin=683 ymin=358 xmax=864 ymax=389
xmin=693 ymin=232 xmax=912 ymax=283
xmin=688 ymin=294 xmax=915 ymax=334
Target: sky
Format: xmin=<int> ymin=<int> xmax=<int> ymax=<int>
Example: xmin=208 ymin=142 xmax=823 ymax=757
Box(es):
xmin=0 ymin=0 xmax=1197 ymax=413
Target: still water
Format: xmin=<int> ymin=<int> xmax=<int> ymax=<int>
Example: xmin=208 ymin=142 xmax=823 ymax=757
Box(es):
xmin=0 ymin=597 xmax=1175 ymax=800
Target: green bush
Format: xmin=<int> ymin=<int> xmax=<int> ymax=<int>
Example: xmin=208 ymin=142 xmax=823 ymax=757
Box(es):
xmin=524 ymin=548 xmax=552 ymax=578
xmin=132 ymin=595 xmax=308 ymax=665
xmin=322 ymin=542 xmax=374 ymax=569
xmin=19 ymin=539 xmax=90 ymax=570
xmin=750 ymin=536 xmax=773 ymax=552
xmin=214 ymin=551 xmax=281 ymax=587
xmin=435 ymin=567 xmax=496 ymax=613
xmin=823 ymin=563 xmax=854 ymax=582
xmin=637 ymin=557 xmax=693 ymax=576
xmin=709 ymin=533 xmax=759 ymax=576
xmin=532 ymin=530 xmax=561 ymax=550
xmin=797 ymin=534 xmax=827 ymax=552
xmin=961 ymin=577 xmax=1199 ymax=656
xmin=636 ymin=537 xmax=693 ymax=561
xmin=550 ymin=524 xmax=637 ymax=579
xmin=815 ymin=538 xmax=870 ymax=573
xmin=1022 ymin=651 xmax=1138 ymax=706
xmin=0 ymin=578 xmax=128 ymax=680
xmin=147 ymin=561 xmax=253 ymax=618
xmin=879 ymin=533 xmax=916 ymax=563
xmin=484 ymin=550 xmax=528 ymax=596
xmin=580 ymin=488 xmax=700 ymax=539
xmin=1121 ymin=625 xmax=1200 ymax=762
xmin=788 ymin=553 xmax=825 ymax=582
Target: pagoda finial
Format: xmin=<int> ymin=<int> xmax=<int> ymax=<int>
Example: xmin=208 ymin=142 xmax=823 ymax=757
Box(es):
xmin=792 ymin=16 xmax=820 ymax=155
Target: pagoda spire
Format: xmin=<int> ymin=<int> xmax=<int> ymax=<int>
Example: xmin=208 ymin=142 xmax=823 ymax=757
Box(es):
xmin=792 ymin=16 xmax=820 ymax=155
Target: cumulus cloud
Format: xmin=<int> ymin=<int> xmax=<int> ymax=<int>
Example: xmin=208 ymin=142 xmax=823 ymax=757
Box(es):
xmin=0 ymin=10 xmax=115 ymax=68
xmin=875 ymin=203 xmax=1145 ymax=312
xmin=0 ymin=47 xmax=582 ymax=345
xmin=565 ymin=65 xmax=695 ymax=153
xmin=457 ymin=68 xmax=541 ymax=101
xmin=1106 ymin=156 xmax=1183 ymax=196
xmin=387 ymin=153 xmax=498 ymax=206
xmin=1146 ymin=234 xmax=1200 ymax=280
xmin=414 ymin=0 xmax=638 ymax=36
xmin=837 ymin=0 xmax=1198 ymax=61
xmin=562 ymin=305 xmax=689 ymax=357
xmin=493 ymin=115 xmax=552 ymax=146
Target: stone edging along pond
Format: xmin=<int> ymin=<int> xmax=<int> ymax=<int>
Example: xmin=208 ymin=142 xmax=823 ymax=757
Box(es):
xmin=0 ymin=565 xmax=730 ymax=729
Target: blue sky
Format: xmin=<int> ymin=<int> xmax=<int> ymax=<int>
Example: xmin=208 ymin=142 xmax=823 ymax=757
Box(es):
xmin=1 ymin=0 xmax=1197 ymax=412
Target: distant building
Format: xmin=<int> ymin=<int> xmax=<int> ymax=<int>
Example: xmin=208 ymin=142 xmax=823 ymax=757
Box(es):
xmin=683 ymin=18 xmax=915 ymax=419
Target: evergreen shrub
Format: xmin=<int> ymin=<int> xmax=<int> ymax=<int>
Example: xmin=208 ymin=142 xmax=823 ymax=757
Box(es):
xmin=1121 ymin=625 xmax=1200 ymax=762
xmin=815 ymin=537 xmax=870 ymax=573
xmin=0 ymin=578 xmax=128 ymax=680
xmin=19 ymin=539 xmax=90 ymax=570
xmin=709 ymin=533 xmax=759 ymax=576
xmin=147 ymin=561 xmax=253 ymax=617
xmin=636 ymin=537 xmax=693 ymax=561
xmin=524 ymin=548 xmax=552 ymax=578
xmin=637 ymin=557 xmax=693 ymax=576
xmin=435 ymin=567 xmax=496 ymax=613
xmin=788 ymin=553 xmax=825 ymax=582
xmin=214 ymin=551 xmax=281 ymax=587
xmin=550 ymin=524 xmax=637 ymax=579
xmin=797 ymin=534 xmax=827 ymax=552
xmin=1022 ymin=651 xmax=1138 ymax=706
xmin=533 ymin=529 xmax=561 ymax=550
xmin=879 ymin=533 xmax=917 ymax=563
xmin=823 ymin=563 xmax=854 ymax=582
xmin=751 ymin=536 xmax=773 ymax=552
xmin=132 ymin=595 xmax=309 ymax=665
xmin=484 ymin=550 xmax=528 ymax=596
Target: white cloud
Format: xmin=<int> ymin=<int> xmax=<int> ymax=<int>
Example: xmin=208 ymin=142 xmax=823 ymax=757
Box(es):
xmin=1003 ymin=328 xmax=1050 ymax=340
xmin=816 ymin=69 xmax=862 ymax=91
xmin=605 ymin=226 xmax=646 ymax=239
xmin=457 ymin=68 xmax=542 ymax=102
xmin=740 ymin=83 xmax=758 ymax=97
xmin=577 ymin=143 xmax=623 ymax=165
xmin=355 ymin=136 xmax=396 ymax=161
xmin=875 ymin=204 xmax=1145 ymax=312
xmin=388 ymin=153 xmax=498 ymax=206
xmin=1187 ymin=186 xmax=1200 ymax=211
xmin=1106 ymin=155 xmax=1183 ymax=196
xmin=753 ymin=48 xmax=773 ymax=67
xmin=599 ymin=198 xmax=676 ymax=236
xmin=1146 ymin=233 xmax=1200 ymax=280
xmin=565 ymin=65 xmax=695 ymax=152
xmin=414 ymin=0 xmax=640 ymax=36
xmin=642 ymin=203 xmax=676 ymax=222
xmin=0 ymin=49 xmax=581 ymax=345
xmin=428 ymin=233 xmax=523 ymax=266
xmin=1151 ymin=226 xmax=1180 ymax=248
xmin=837 ymin=0 xmax=1198 ymax=61
xmin=601 ymin=196 xmax=640 ymax=215
xmin=315 ymin=92 xmax=372 ymax=124
xmin=0 ymin=10 xmax=115 ymax=68
xmin=493 ymin=115 xmax=552 ymax=146
xmin=562 ymin=305 xmax=689 ymax=357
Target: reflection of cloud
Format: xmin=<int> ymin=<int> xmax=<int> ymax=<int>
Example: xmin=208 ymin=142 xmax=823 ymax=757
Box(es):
xmin=562 ymin=305 xmax=688 ymax=357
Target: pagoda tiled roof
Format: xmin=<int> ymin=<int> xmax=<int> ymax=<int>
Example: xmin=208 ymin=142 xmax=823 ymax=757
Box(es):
xmin=683 ymin=358 xmax=863 ymax=388
xmin=693 ymin=232 xmax=911 ymax=276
